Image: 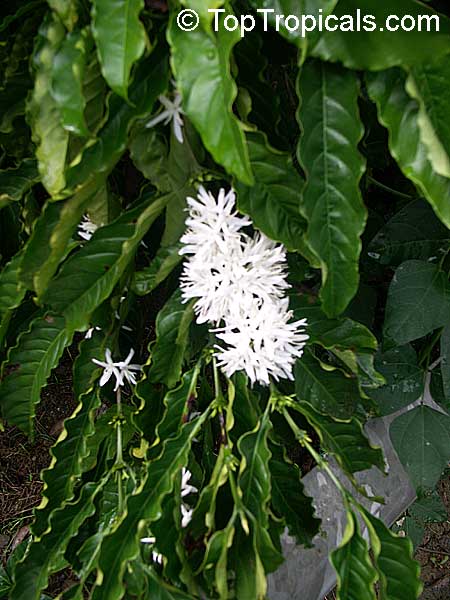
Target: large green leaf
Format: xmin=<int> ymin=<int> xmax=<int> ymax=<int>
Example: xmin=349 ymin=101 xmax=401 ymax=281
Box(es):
xmin=367 ymin=68 xmax=450 ymax=228
xmin=132 ymin=243 xmax=183 ymax=296
xmin=269 ymin=442 xmax=320 ymax=546
xmin=168 ymin=9 xmax=253 ymax=184
xmin=390 ymin=405 xmax=450 ymax=490
xmin=27 ymin=15 xmax=68 ymax=197
xmin=312 ymin=0 xmax=450 ymax=71
xmin=0 ymin=313 xmax=73 ymax=436
xmin=236 ymin=132 xmax=306 ymax=251
xmin=64 ymin=47 xmax=168 ymax=191
xmin=293 ymin=402 xmax=385 ymax=475
xmin=330 ymin=510 xmax=378 ymax=600
xmin=297 ymin=60 xmax=366 ymax=316
xmin=361 ymin=507 xmax=422 ymax=600
xmin=91 ymin=414 xmax=209 ymax=600
xmin=368 ymin=345 xmax=423 ymax=415
xmin=295 ymin=350 xmax=360 ymax=419
xmin=368 ymin=199 xmax=450 ymax=266
xmin=51 ymin=28 xmax=92 ymax=136
xmin=41 ymin=194 xmax=168 ymax=330
xmin=148 ymin=290 xmax=194 ymax=389
xmin=0 ymin=159 xmax=39 ymax=203
xmin=0 ymin=251 xmax=26 ymax=315
xmin=11 ymin=478 xmax=107 ymax=600
xmin=383 ymin=260 xmax=450 ymax=345
xmin=91 ymin=0 xmax=147 ymax=99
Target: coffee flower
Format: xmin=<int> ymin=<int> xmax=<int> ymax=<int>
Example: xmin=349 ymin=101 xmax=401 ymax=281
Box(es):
xmin=179 ymin=187 xmax=308 ymax=385
xmin=78 ymin=215 xmax=100 ymax=241
xmin=139 ymin=536 xmax=163 ymax=564
xmin=146 ymin=92 xmax=184 ymax=143
xmin=92 ymin=348 xmax=141 ymax=391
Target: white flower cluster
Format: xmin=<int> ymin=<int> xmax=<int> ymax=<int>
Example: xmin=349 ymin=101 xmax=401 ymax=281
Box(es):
xmin=179 ymin=187 xmax=308 ymax=385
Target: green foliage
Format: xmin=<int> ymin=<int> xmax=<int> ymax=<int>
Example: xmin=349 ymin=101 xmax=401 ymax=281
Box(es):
xmin=1 ymin=1 xmax=449 ymax=598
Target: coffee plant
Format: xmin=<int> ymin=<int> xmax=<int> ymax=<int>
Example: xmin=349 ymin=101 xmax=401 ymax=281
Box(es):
xmin=1 ymin=0 xmax=449 ymax=598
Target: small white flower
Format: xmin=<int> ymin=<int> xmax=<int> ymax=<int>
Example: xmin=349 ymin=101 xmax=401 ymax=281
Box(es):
xmin=78 ymin=215 xmax=100 ymax=241
xmin=140 ymin=537 xmax=163 ymax=564
xmin=146 ymin=92 xmax=184 ymax=143
xmin=92 ymin=348 xmax=141 ymax=390
xmin=181 ymin=503 xmax=193 ymax=528
xmin=181 ymin=468 xmax=198 ymax=498
xmin=84 ymin=326 xmax=101 ymax=339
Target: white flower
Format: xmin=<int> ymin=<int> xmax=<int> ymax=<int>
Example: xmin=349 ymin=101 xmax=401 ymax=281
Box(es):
xmin=214 ymin=298 xmax=308 ymax=385
xmin=84 ymin=326 xmax=101 ymax=339
xmin=146 ymin=92 xmax=184 ymax=143
xmin=92 ymin=348 xmax=141 ymax=390
xmin=78 ymin=215 xmax=100 ymax=241
xmin=181 ymin=503 xmax=193 ymax=528
xmin=181 ymin=468 xmax=198 ymax=498
xmin=140 ymin=537 xmax=163 ymax=564
xmin=179 ymin=186 xmax=309 ymax=386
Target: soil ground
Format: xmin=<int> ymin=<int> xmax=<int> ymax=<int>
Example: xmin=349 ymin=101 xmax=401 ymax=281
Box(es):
xmin=1 ymin=353 xmax=449 ymax=598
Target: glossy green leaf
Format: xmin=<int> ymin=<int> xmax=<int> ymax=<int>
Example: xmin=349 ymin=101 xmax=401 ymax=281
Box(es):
xmin=92 ymin=413 xmax=209 ymax=600
xmin=91 ymin=0 xmax=147 ymax=99
xmin=133 ymin=243 xmax=183 ymax=295
xmin=42 ymin=195 xmax=168 ymax=330
xmin=0 ymin=251 xmax=26 ymax=315
xmin=51 ymin=28 xmax=92 ymax=136
xmin=0 ymin=159 xmax=39 ymax=203
xmin=367 ymin=68 xmax=450 ymax=228
xmin=368 ymin=345 xmax=423 ymax=415
xmin=293 ymin=402 xmax=385 ymax=475
xmin=368 ymin=199 xmax=450 ymax=266
xmin=168 ymin=9 xmax=253 ymax=184
xmin=295 ymin=350 xmax=359 ymax=419
xmin=148 ymin=290 xmax=194 ymax=388
xmin=269 ymin=442 xmax=320 ymax=546
xmin=312 ymin=0 xmax=450 ymax=71
xmin=297 ymin=60 xmax=366 ymax=316
xmin=65 ymin=47 xmax=168 ymax=191
xmin=361 ymin=507 xmax=422 ymax=600
xmin=383 ymin=260 xmax=450 ymax=345
xmin=236 ymin=132 xmax=306 ymax=251
xmin=0 ymin=313 xmax=73 ymax=436
xmin=330 ymin=510 xmax=378 ymax=600
xmin=27 ymin=15 xmax=68 ymax=197
xmin=12 ymin=478 xmax=107 ymax=600
xmin=390 ymin=405 xmax=450 ymax=490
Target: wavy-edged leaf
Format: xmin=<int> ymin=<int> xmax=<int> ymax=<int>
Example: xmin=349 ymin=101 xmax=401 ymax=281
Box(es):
xmin=383 ymin=260 xmax=450 ymax=345
xmin=20 ymin=180 xmax=102 ymax=297
xmin=48 ymin=0 xmax=78 ymax=31
xmin=168 ymin=8 xmax=253 ymax=184
xmin=42 ymin=194 xmax=168 ymax=330
xmin=11 ymin=478 xmax=107 ymax=600
xmin=0 ymin=159 xmax=39 ymax=203
xmin=295 ymin=350 xmax=359 ymax=419
xmin=236 ymin=132 xmax=306 ymax=251
xmin=297 ymin=60 xmax=366 ymax=316
xmin=133 ymin=243 xmax=183 ymax=295
xmin=361 ymin=507 xmax=422 ymax=600
xmin=51 ymin=28 xmax=92 ymax=136
xmin=65 ymin=47 xmax=168 ymax=191
xmin=269 ymin=442 xmax=320 ymax=546
xmin=368 ymin=199 xmax=450 ymax=267
xmin=293 ymin=402 xmax=385 ymax=475
xmin=330 ymin=510 xmax=378 ymax=600
xmin=312 ymin=0 xmax=450 ymax=71
xmin=367 ymin=68 xmax=450 ymax=228
xmin=390 ymin=405 xmax=450 ymax=491
xmin=0 ymin=252 xmax=26 ymax=315
xmin=92 ymin=413 xmax=209 ymax=600
xmin=27 ymin=15 xmax=68 ymax=197
xmin=368 ymin=345 xmax=423 ymax=415
xmin=91 ymin=0 xmax=147 ymax=99
xmin=148 ymin=290 xmax=194 ymax=388
xmin=0 ymin=313 xmax=73 ymax=436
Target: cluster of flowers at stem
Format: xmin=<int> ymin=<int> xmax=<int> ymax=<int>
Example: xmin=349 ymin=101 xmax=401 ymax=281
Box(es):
xmin=179 ymin=187 xmax=308 ymax=385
